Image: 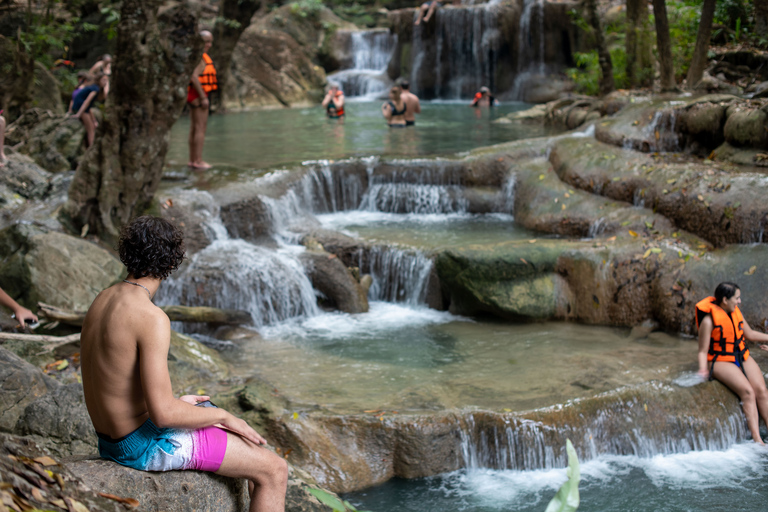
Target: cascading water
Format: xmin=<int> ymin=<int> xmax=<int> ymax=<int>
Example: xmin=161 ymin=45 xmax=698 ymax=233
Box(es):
xmin=412 ymin=4 xmax=502 ymax=99
xmin=511 ymin=0 xmax=546 ymax=99
xmin=328 ymin=30 xmax=397 ymax=99
xmin=159 ymin=239 xmax=320 ymax=330
xmin=356 ymin=245 xmax=434 ymax=304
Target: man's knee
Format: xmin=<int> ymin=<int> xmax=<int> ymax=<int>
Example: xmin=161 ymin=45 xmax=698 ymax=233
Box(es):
xmin=260 ymin=450 xmax=288 ymax=486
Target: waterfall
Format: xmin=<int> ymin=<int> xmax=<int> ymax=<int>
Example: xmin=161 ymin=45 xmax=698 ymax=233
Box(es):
xmin=645 ymin=109 xmax=680 ymax=152
xmin=295 ymin=160 xmax=367 ymax=213
xmin=458 ymin=407 xmax=746 ymax=471
xmin=495 ymin=173 xmax=516 ymax=214
xmin=158 ymin=239 xmax=320 ymax=330
xmin=360 ymin=183 xmax=469 ymax=214
xmin=356 ymin=246 xmax=434 ymax=305
xmin=511 ymin=0 xmax=545 ymax=99
xmin=328 ymin=30 xmax=397 ymax=99
xmin=412 ymin=5 xmax=501 ymax=99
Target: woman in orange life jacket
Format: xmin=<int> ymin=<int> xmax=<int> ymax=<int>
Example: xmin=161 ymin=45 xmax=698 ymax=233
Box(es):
xmin=696 ymin=282 xmax=768 ymax=444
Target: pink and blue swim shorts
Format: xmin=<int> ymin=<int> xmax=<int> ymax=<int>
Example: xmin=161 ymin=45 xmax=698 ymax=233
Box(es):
xmin=97 ymin=418 xmax=227 ymax=472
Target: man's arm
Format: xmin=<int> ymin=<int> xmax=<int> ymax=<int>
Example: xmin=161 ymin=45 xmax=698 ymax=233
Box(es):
xmin=0 ymin=287 xmax=37 ymax=327
xmin=190 ymin=58 xmax=208 ymax=107
xmin=138 ymin=309 xmax=266 ymax=445
xmin=413 ymin=97 xmax=421 ymax=114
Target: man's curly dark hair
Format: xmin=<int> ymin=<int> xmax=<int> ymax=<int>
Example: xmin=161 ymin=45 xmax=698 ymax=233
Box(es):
xmin=118 ymin=216 xmax=185 ymax=280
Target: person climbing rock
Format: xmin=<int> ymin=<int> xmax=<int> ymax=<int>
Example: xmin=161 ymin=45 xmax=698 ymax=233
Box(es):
xmin=696 ymin=282 xmax=768 ymax=444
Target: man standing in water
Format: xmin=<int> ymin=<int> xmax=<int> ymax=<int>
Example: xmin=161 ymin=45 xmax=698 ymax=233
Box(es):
xmin=399 ymin=80 xmax=421 ymax=126
xmin=187 ymin=31 xmax=218 ymax=169
xmin=80 ymin=216 xmax=287 ymax=511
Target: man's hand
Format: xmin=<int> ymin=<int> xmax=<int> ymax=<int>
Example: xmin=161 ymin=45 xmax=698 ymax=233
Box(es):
xmin=179 ymin=394 xmax=210 ymax=405
xmin=218 ymin=413 xmax=268 ymax=446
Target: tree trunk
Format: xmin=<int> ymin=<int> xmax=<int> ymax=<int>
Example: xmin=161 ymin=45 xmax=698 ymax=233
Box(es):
xmin=62 ymin=1 xmax=201 ymax=243
xmin=0 ymin=34 xmax=35 ymax=121
xmin=585 ymin=0 xmax=614 ymax=95
xmin=685 ymin=0 xmax=716 ymax=88
xmin=626 ymin=0 xmax=654 ymax=88
xmin=208 ymin=0 xmax=261 ymax=110
xmin=652 ymin=0 xmax=677 ymax=92
xmin=756 ymin=0 xmax=768 ymax=38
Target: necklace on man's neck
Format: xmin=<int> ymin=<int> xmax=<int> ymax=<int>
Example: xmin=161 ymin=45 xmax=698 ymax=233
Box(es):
xmin=123 ymin=279 xmax=152 ymax=299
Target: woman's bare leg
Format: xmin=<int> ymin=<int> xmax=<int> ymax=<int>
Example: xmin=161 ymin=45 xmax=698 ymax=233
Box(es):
xmin=713 ymin=360 xmax=765 ymax=444
xmin=81 ymin=113 xmax=95 ymax=148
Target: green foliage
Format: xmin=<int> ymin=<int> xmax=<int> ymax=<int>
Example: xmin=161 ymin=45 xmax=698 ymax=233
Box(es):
xmin=656 ymin=0 xmax=700 ymax=80
xmin=19 ymin=14 xmax=79 ymax=68
xmin=307 ymin=488 xmax=372 ymax=512
xmin=566 ymin=47 xmax=629 ymax=96
xmin=289 ymin=0 xmax=325 ymax=21
xmin=544 ymin=439 xmax=580 ymax=512
xmin=100 ymin=6 xmax=120 ymax=41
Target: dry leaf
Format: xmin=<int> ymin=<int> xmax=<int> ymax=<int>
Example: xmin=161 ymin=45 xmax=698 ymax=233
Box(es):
xmin=654 ymin=130 xmax=660 ymax=141
xmin=33 ymin=456 xmax=57 ymax=467
xmin=628 ymin=230 xmax=638 ymax=237
xmin=80 ymin=224 xmax=89 ymax=238
xmin=98 ymin=492 xmax=140 ymax=508
xmin=528 ymin=239 xmax=537 ymax=244
xmin=642 ymin=249 xmax=651 ymax=259
xmin=745 ymin=266 xmax=757 ymax=276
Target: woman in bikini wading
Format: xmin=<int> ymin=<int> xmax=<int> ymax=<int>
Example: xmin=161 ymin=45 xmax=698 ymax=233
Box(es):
xmin=382 ymin=85 xmax=407 ymax=128
xmin=696 ymin=282 xmax=768 ymax=444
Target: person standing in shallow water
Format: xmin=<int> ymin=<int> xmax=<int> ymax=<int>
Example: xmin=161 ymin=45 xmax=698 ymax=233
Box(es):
xmin=696 ymin=282 xmax=768 ymax=444
xmin=322 ymin=83 xmax=345 ymax=119
xmin=80 ymin=216 xmax=287 ymax=511
xmin=187 ymin=30 xmax=218 ymax=169
xmin=399 ymin=80 xmax=421 ymax=126
xmin=382 ymin=85 xmax=407 ymax=127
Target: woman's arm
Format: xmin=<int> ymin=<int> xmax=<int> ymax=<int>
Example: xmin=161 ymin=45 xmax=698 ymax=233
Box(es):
xmin=743 ymin=318 xmax=768 ymax=344
xmin=333 ymin=94 xmax=344 ymax=109
xmin=0 ymin=287 xmax=37 ymax=327
xmin=321 ymin=93 xmax=332 ymax=108
xmin=697 ymin=315 xmax=713 ymax=378
xmin=382 ymin=103 xmax=392 ymax=121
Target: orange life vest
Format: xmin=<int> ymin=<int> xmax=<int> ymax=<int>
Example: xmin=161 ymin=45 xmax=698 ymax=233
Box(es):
xmin=695 ymin=297 xmax=748 ymax=374
xmin=199 ymin=53 xmax=218 ymax=93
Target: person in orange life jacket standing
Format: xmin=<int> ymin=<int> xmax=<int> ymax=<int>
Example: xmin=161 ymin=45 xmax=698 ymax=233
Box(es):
xmin=470 ymin=86 xmax=498 ymax=107
xmin=187 ymin=31 xmax=217 ymax=169
xmin=696 ymin=282 xmax=768 ymax=444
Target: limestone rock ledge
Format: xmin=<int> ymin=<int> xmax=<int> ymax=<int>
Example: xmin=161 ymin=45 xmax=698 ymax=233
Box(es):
xmin=65 ymin=457 xmax=330 ymax=512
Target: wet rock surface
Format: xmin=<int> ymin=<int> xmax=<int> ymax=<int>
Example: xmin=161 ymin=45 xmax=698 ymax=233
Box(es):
xmin=6 ymin=108 xmax=88 ymax=172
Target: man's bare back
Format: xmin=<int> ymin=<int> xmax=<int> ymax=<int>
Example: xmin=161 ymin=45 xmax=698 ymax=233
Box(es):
xmin=399 ymin=82 xmax=420 ymax=125
xmin=80 ymin=216 xmax=287 ymax=512
xmin=80 ymin=281 xmax=166 ymax=439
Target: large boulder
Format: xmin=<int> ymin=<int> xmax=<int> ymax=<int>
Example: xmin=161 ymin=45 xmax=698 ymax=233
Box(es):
xmin=16 ymin=383 xmax=95 ymax=458
xmin=6 ymin=108 xmax=88 ymax=172
xmin=67 ymin=457 xmax=334 ymax=512
xmin=158 ymin=188 xmax=222 ymax=254
xmin=0 ymin=346 xmax=59 ymax=433
xmin=723 ymin=106 xmax=768 ymax=149
xmin=299 ymin=240 xmax=369 ymax=314
xmin=0 ymin=224 xmax=123 ymax=312
xmin=33 ymin=61 xmax=64 ymax=114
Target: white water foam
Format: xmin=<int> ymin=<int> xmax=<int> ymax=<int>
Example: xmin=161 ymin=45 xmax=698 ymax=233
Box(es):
xmin=430 ymin=443 xmax=768 ymax=509
xmin=260 ymin=301 xmax=464 ymax=340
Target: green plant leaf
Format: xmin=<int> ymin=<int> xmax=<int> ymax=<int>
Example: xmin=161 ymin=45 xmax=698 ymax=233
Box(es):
xmin=544 ymin=439 xmax=580 ymax=512
xmin=308 ymin=488 xmax=346 ymax=511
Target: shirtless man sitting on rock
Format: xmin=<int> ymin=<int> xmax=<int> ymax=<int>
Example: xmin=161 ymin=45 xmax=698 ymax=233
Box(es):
xmin=80 ymin=215 xmax=287 ymax=511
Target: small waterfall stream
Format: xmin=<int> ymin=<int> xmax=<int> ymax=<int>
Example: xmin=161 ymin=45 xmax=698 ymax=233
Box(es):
xmin=328 ymin=30 xmax=397 ymax=99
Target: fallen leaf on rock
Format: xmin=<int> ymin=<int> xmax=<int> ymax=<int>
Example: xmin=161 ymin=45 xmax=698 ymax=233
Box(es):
xmin=528 ymin=239 xmax=537 ymax=243
xmin=98 ymin=492 xmax=140 ymax=508
xmin=628 ymin=230 xmax=638 ymax=237
xmin=745 ymin=266 xmax=757 ymax=276
xmin=643 ymin=249 xmax=651 ymax=259
xmin=33 ymin=456 xmax=57 ymax=467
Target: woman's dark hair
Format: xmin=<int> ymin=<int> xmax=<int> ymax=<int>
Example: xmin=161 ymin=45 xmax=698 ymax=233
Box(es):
xmin=714 ymin=282 xmax=740 ymax=303
xmin=118 ymin=216 xmax=185 ymax=280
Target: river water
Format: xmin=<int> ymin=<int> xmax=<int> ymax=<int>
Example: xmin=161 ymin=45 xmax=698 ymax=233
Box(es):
xmin=162 ymin=102 xmax=760 ymax=511
xmin=167 ymin=101 xmax=554 ymax=170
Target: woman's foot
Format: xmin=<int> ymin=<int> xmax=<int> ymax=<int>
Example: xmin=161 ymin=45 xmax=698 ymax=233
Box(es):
xmin=188 ymin=161 xmax=212 ymax=169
